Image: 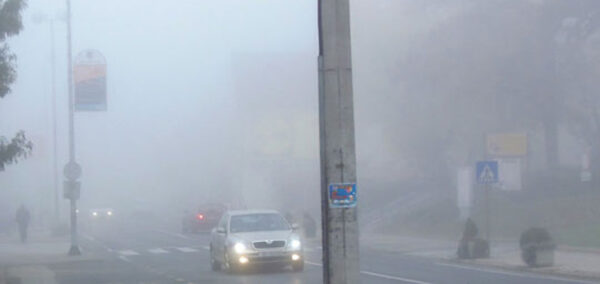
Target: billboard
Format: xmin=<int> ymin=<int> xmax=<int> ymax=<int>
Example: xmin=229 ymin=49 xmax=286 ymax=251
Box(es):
xmin=74 ymin=50 xmax=107 ymax=111
xmin=486 ymin=133 xmax=527 ymax=157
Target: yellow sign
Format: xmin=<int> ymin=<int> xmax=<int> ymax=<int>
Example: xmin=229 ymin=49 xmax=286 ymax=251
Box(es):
xmin=487 ymin=133 xmax=527 ymax=156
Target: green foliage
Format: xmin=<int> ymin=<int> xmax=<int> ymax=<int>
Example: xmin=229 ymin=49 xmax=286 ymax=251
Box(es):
xmin=520 ymin=227 xmax=555 ymax=249
xmin=0 ymin=0 xmax=26 ymax=98
xmin=520 ymin=227 xmax=555 ymax=267
xmin=0 ymin=0 xmax=26 ymax=40
xmin=0 ymin=44 xmax=16 ymax=97
xmin=0 ymin=0 xmax=31 ymax=170
xmin=0 ymin=131 xmax=32 ymax=170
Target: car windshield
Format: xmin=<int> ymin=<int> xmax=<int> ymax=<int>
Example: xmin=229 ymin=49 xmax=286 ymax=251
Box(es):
xmin=230 ymin=213 xmax=290 ymax=233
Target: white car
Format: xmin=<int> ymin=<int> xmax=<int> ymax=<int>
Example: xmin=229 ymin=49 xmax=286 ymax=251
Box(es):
xmin=209 ymin=210 xmax=304 ymax=273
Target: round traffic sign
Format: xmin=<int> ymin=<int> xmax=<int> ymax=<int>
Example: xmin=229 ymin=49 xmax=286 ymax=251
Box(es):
xmin=63 ymin=162 xmax=82 ymax=180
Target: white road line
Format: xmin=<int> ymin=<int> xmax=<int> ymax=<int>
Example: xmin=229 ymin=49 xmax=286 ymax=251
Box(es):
xmin=436 ymin=262 xmax=598 ymax=284
xmin=118 ymin=250 xmax=140 ymax=256
xmin=360 ymin=271 xmax=432 ymax=284
xmin=305 ymin=261 xmax=430 ymax=284
xmin=175 ymin=247 xmax=198 ymax=253
xmin=202 ymin=246 xmax=210 ymax=250
xmin=81 ymin=233 xmax=114 ymax=252
xmin=148 ymin=248 xmax=169 ymax=254
xmin=154 ymin=230 xmax=192 ymax=240
xmin=118 ymin=255 xmax=132 ymax=262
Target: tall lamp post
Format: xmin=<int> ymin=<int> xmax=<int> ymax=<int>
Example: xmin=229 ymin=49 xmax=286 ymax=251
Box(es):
xmin=64 ymin=0 xmax=82 ymax=256
xmin=32 ymin=11 xmax=63 ymax=226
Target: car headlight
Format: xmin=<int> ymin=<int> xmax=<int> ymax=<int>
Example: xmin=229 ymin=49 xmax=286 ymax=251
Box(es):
xmin=290 ymin=239 xmax=301 ymax=250
xmin=233 ymin=242 xmax=246 ymax=254
xmin=107 ymin=211 xmax=113 ymax=216
xmin=92 ymin=212 xmax=98 ymax=217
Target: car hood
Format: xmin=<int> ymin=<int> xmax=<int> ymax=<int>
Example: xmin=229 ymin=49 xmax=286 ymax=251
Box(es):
xmin=230 ymin=230 xmax=295 ymax=242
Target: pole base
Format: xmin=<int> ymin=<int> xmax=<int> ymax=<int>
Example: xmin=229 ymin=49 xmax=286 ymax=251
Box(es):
xmin=68 ymin=245 xmax=81 ymax=256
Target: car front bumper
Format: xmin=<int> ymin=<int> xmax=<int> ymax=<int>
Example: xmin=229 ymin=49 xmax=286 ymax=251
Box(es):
xmin=234 ymin=251 xmax=303 ymax=265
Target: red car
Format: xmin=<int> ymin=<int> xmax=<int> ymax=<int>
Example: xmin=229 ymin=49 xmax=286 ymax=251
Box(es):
xmin=182 ymin=203 xmax=226 ymax=233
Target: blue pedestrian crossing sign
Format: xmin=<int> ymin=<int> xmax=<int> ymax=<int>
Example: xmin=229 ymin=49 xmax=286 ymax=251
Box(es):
xmin=476 ymin=161 xmax=498 ymax=184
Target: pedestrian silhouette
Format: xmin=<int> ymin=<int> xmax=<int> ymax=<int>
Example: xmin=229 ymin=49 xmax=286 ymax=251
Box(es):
xmin=15 ymin=204 xmax=31 ymax=243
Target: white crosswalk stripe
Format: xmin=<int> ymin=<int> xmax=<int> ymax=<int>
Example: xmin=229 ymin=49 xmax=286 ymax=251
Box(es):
xmin=118 ymin=250 xmax=139 ymax=256
xmin=148 ymin=248 xmax=169 ymax=254
xmin=175 ymin=247 xmax=198 ymax=253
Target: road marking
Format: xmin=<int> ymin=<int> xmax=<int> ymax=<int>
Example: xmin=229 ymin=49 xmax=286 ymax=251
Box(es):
xmin=175 ymin=247 xmax=198 ymax=253
xmin=305 ymin=260 xmax=322 ymax=266
xmin=154 ymin=230 xmax=192 ymax=240
xmin=360 ymin=271 xmax=431 ymax=284
xmin=118 ymin=255 xmax=132 ymax=262
xmin=305 ymin=261 xmax=430 ymax=284
xmin=118 ymin=250 xmax=140 ymax=256
xmin=148 ymin=248 xmax=169 ymax=254
xmin=81 ymin=233 xmax=114 ymax=252
xmin=202 ymin=246 xmax=210 ymax=250
xmin=436 ymin=262 xmax=598 ymax=284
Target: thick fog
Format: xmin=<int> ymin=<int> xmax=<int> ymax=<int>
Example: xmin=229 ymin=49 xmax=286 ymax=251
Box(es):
xmin=2 ymin=0 xmax=600 ymax=249
xmin=0 ymin=0 xmax=319 ymax=226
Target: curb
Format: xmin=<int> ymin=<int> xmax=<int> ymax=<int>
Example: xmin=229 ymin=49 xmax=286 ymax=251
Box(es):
xmin=443 ymin=257 xmax=600 ymax=283
xmin=559 ymin=245 xmax=600 ymax=254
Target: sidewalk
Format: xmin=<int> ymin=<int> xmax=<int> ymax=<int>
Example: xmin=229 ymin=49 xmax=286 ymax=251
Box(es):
xmin=362 ymin=234 xmax=600 ymax=281
xmin=0 ymin=229 xmax=95 ymax=284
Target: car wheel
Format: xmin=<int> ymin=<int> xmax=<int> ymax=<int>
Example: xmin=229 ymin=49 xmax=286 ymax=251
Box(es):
xmin=292 ymin=261 xmax=304 ymax=272
xmin=210 ymin=246 xmax=221 ymax=271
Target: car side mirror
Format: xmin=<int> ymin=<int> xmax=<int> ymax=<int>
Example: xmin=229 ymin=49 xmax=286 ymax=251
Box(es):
xmin=216 ymin=227 xmax=226 ymax=234
xmin=291 ymin=223 xmax=300 ymax=230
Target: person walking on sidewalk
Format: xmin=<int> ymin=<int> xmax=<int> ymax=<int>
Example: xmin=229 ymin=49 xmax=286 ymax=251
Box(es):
xmin=15 ymin=204 xmax=31 ymax=243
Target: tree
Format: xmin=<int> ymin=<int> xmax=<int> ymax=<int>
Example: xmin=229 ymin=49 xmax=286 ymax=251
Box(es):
xmin=553 ymin=10 xmax=600 ymax=183
xmin=0 ymin=0 xmax=32 ymax=171
xmin=387 ymin=0 xmax=600 ymax=179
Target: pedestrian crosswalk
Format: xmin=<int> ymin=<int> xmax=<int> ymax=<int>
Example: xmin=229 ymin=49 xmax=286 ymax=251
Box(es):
xmin=116 ymin=246 xmax=205 ymax=257
xmin=114 ymin=245 xmax=319 ymax=257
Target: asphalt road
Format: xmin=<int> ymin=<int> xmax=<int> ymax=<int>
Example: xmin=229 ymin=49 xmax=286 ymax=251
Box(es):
xmin=47 ymin=220 xmax=594 ymax=284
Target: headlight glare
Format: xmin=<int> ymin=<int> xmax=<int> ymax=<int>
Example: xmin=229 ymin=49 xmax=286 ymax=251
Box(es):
xmin=233 ymin=242 xmax=246 ymax=254
xmin=290 ymin=239 xmax=301 ymax=250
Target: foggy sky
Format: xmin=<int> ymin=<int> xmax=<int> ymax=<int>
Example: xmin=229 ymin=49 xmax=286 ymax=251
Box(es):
xmin=0 ymin=0 xmax=319 ymax=220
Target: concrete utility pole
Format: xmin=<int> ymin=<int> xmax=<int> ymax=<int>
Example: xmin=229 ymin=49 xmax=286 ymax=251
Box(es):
xmin=66 ymin=0 xmax=81 ymax=256
xmin=50 ymin=19 xmax=60 ymax=225
xmin=318 ymin=0 xmax=360 ymax=283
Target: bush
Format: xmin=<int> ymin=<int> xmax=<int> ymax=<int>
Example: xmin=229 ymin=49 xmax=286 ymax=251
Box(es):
xmin=520 ymin=227 xmax=556 ymax=267
xmin=520 ymin=227 xmax=555 ymax=250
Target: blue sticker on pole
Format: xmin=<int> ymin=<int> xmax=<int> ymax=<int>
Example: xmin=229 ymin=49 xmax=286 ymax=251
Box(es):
xmin=328 ymin=183 xmax=357 ymax=208
xmin=476 ymin=161 xmax=498 ymax=184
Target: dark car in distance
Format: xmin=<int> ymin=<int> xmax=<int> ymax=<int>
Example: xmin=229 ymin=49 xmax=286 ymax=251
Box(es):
xmin=182 ymin=203 xmax=226 ymax=233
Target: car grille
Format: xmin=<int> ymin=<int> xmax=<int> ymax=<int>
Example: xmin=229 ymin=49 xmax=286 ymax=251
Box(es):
xmin=253 ymin=240 xmax=286 ymax=249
